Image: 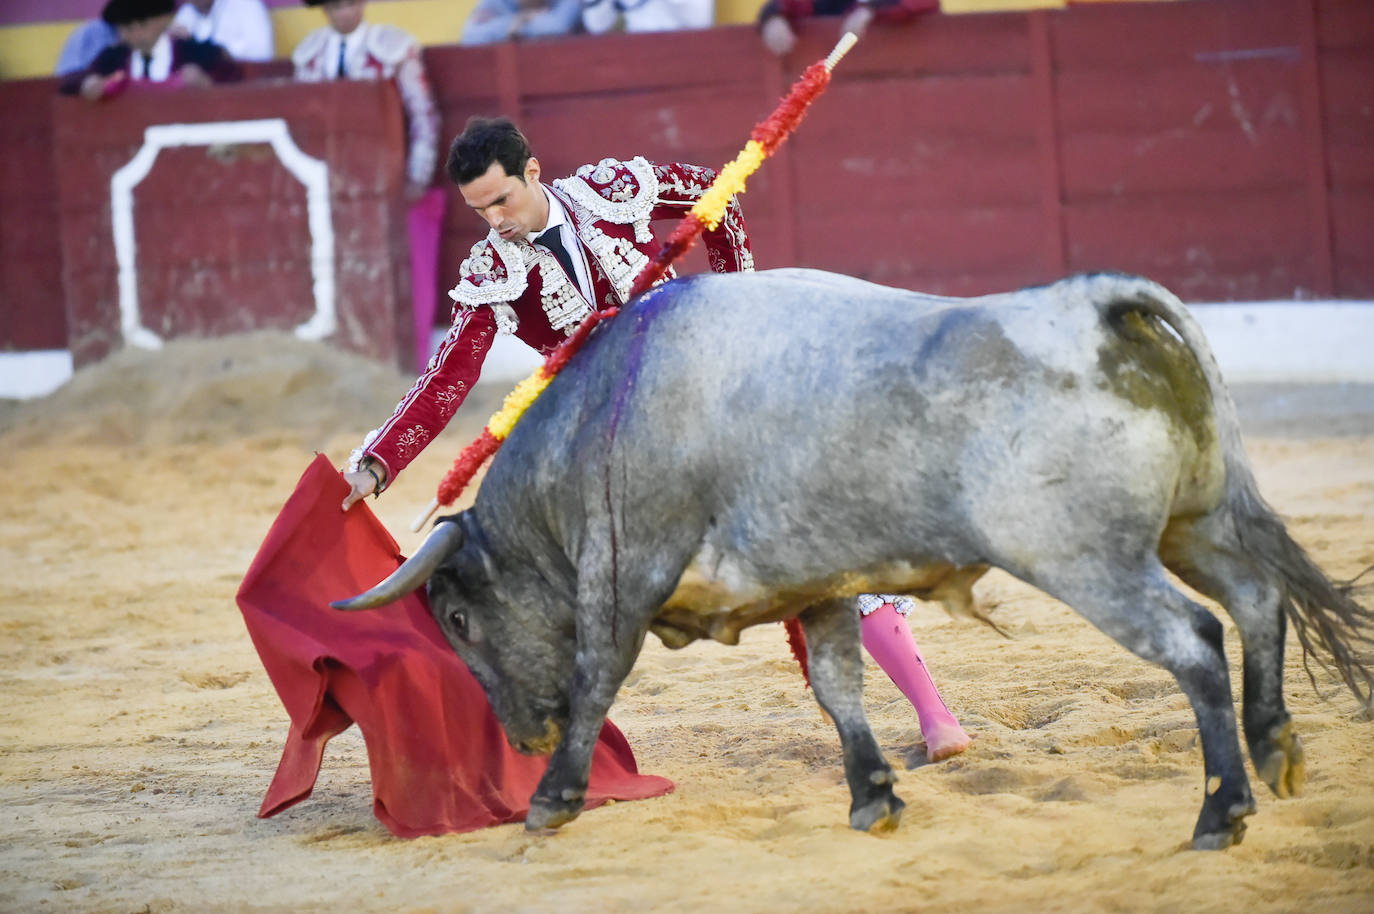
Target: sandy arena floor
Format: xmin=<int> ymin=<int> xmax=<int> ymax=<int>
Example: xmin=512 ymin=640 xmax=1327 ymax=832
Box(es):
xmin=1 ymin=334 xmax=1371 ymax=914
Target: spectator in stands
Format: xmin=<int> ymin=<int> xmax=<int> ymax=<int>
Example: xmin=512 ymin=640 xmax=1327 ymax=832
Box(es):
xmin=170 ymin=0 xmax=276 ymax=63
xmin=293 ymin=0 xmax=438 ymax=202
xmin=757 ymin=0 xmax=936 ymax=56
xmin=582 ymin=0 xmax=713 ymax=34
xmin=293 ymin=0 xmax=445 ymax=371
xmin=54 ymin=18 xmax=119 ymax=76
xmin=59 ymin=0 xmax=244 ymax=100
xmin=459 ymin=0 xmax=582 ymax=45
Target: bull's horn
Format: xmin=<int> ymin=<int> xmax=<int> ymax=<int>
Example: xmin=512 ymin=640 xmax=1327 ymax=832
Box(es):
xmin=330 ymin=519 xmax=464 ymax=611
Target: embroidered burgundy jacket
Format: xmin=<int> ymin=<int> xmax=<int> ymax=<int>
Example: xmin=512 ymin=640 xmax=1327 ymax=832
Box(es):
xmin=354 ymin=156 xmax=753 ymax=482
xmin=292 ymin=22 xmax=440 ymax=189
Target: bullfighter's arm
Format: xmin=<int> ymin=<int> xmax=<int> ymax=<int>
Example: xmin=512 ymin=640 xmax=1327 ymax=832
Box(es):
xmin=650 ymin=162 xmax=755 ymax=273
xmin=341 ymin=306 xmax=498 ymax=510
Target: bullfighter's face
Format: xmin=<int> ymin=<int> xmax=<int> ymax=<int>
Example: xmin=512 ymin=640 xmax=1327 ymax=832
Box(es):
xmin=459 ymin=158 xmax=549 ymax=243
xmin=426 ymin=541 xmax=576 ymax=755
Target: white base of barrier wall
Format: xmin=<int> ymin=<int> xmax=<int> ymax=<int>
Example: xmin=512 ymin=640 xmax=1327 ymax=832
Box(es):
xmin=4 ymin=301 xmax=1372 ymax=401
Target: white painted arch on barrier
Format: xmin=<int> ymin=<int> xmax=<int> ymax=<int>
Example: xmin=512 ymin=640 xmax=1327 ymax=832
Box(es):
xmin=110 ymin=118 xmax=335 ymax=349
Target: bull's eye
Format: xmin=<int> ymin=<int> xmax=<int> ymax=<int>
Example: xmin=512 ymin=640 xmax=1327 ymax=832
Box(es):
xmin=447 ymin=609 xmax=468 ymax=640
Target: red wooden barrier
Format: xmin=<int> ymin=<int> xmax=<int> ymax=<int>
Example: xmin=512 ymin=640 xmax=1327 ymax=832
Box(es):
xmin=0 ymin=0 xmax=1369 ymax=364
xmin=51 ymin=79 xmax=413 ymax=369
xmin=0 ymin=78 xmax=63 ymax=350
xmin=1317 ymin=0 xmax=1374 ymax=297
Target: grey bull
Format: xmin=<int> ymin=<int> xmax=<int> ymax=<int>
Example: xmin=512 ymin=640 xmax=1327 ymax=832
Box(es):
xmin=335 ymin=269 xmax=1373 ymax=849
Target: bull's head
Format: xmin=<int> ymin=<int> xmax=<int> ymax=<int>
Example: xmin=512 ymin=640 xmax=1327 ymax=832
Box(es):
xmin=331 ymin=515 xmax=577 ymax=755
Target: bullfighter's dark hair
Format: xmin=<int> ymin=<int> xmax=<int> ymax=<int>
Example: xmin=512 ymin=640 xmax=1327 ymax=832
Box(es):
xmin=446 ymin=117 xmax=534 ymax=186
xmin=102 ymin=0 xmax=176 ymax=25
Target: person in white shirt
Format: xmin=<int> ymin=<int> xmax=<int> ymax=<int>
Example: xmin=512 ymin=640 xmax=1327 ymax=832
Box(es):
xmin=170 ymin=0 xmax=275 ymax=62
xmin=460 ymin=0 xmax=582 ymax=45
xmin=55 ymin=18 xmax=119 ymax=75
xmin=292 ymin=0 xmax=439 ymax=201
xmin=294 ymin=0 xmax=445 ymax=371
xmin=582 ymin=0 xmax=713 ymax=35
xmin=59 ymin=0 xmax=243 ymax=100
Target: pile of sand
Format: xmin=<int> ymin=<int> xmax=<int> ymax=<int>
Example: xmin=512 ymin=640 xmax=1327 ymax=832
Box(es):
xmin=0 ymin=333 xmax=500 ymax=450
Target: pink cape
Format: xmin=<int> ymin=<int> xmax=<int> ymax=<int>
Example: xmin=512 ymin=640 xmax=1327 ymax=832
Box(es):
xmin=235 ymin=454 xmax=673 ymax=837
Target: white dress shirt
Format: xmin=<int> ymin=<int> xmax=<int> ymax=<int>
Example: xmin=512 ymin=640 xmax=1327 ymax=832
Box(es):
xmin=172 ymin=0 xmax=275 ymax=62
xmin=526 ymin=187 xmax=594 ymax=302
xmin=313 ymin=23 xmax=371 ymax=79
xmin=128 ymin=33 xmax=174 ymax=81
xmin=582 ymin=0 xmax=713 ymax=34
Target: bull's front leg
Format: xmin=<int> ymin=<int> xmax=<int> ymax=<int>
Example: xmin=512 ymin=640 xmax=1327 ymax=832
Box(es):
xmin=800 ymin=598 xmax=904 ymax=832
xmin=525 ymin=613 xmax=645 ymax=833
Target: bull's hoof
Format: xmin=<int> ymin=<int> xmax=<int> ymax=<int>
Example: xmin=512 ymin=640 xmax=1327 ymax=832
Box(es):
xmin=1191 ymin=797 xmax=1256 ymax=851
xmin=1254 ymin=720 xmax=1305 ymax=799
xmin=1192 ymin=822 xmax=1244 ymax=851
xmin=525 ymin=792 xmax=585 ymax=833
xmin=850 ymin=793 xmax=905 ymax=834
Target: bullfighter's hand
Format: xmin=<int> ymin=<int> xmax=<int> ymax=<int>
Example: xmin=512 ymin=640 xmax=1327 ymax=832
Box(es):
xmin=341 ymin=467 xmax=383 ymax=511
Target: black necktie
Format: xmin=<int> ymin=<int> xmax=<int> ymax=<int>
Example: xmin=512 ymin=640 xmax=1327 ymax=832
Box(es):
xmin=139 ymin=51 xmax=151 ymax=79
xmin=336 ymin=40 xmax=347 ymax=78
xmin=537 ymin=228 xmax=578 ymax=288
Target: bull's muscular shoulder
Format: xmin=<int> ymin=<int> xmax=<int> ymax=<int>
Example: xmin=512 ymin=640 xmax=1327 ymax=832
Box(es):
xmin=363 ymin=23 xmax=419 ymax=66
xmin=290 ymin=27 xmax=331 ymax=69
xmin=553 ymin=156 xmax=658 ymax=226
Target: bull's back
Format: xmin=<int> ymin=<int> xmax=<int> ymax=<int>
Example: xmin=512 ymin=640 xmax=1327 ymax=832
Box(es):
xmin=493 ymin=269 xmax=1226 ymax=613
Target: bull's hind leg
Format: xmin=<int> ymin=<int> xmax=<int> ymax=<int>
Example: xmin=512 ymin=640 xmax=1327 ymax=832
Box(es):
xmin=800 ymin=598 xmax=904 ymax=833
xmin=1162 ymin=516 xmax=1305 ymax=798
xmin=1029 ymin=561 xmax=1256 ymax=849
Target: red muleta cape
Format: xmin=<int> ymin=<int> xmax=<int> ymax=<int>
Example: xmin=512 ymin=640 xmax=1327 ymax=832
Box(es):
xmin=236 ymin=454 xmax=673 ymax=837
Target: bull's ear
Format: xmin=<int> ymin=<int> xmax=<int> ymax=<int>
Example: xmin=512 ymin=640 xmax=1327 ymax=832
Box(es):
xmin=330 ymin=517 xmax=465 ymax=611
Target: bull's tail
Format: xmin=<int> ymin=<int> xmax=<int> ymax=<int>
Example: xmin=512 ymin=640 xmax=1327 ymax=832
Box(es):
xmin=1082 ymin=273 xmax=1374 ymax=708
xmin=1228 ymin=482 xmax=1374 ymax=706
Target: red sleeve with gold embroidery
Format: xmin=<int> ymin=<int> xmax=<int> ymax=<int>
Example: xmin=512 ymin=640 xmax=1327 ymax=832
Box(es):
xmin=651 ymin=162 xmax=755 ymax=273
xmin=361 ymin=306 xmax=497 ymax=481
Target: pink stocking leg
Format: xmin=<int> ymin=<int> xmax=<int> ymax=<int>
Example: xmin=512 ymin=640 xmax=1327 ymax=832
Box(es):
xmin=860 ymin=602 xmax=971 ymax=762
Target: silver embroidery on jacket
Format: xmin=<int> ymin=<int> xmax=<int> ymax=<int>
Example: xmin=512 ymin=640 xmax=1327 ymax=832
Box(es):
xmin=556 ymin=156 xmax=657 ymax=244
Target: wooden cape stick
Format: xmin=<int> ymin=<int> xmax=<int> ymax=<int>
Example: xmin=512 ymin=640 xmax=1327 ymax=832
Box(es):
xmin=411 ymin=32 xmax=860 ymax=533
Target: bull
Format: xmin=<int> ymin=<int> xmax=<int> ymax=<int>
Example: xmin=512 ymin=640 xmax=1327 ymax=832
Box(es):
xmin=335 ymin=269 xmax=1373 ymax=850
